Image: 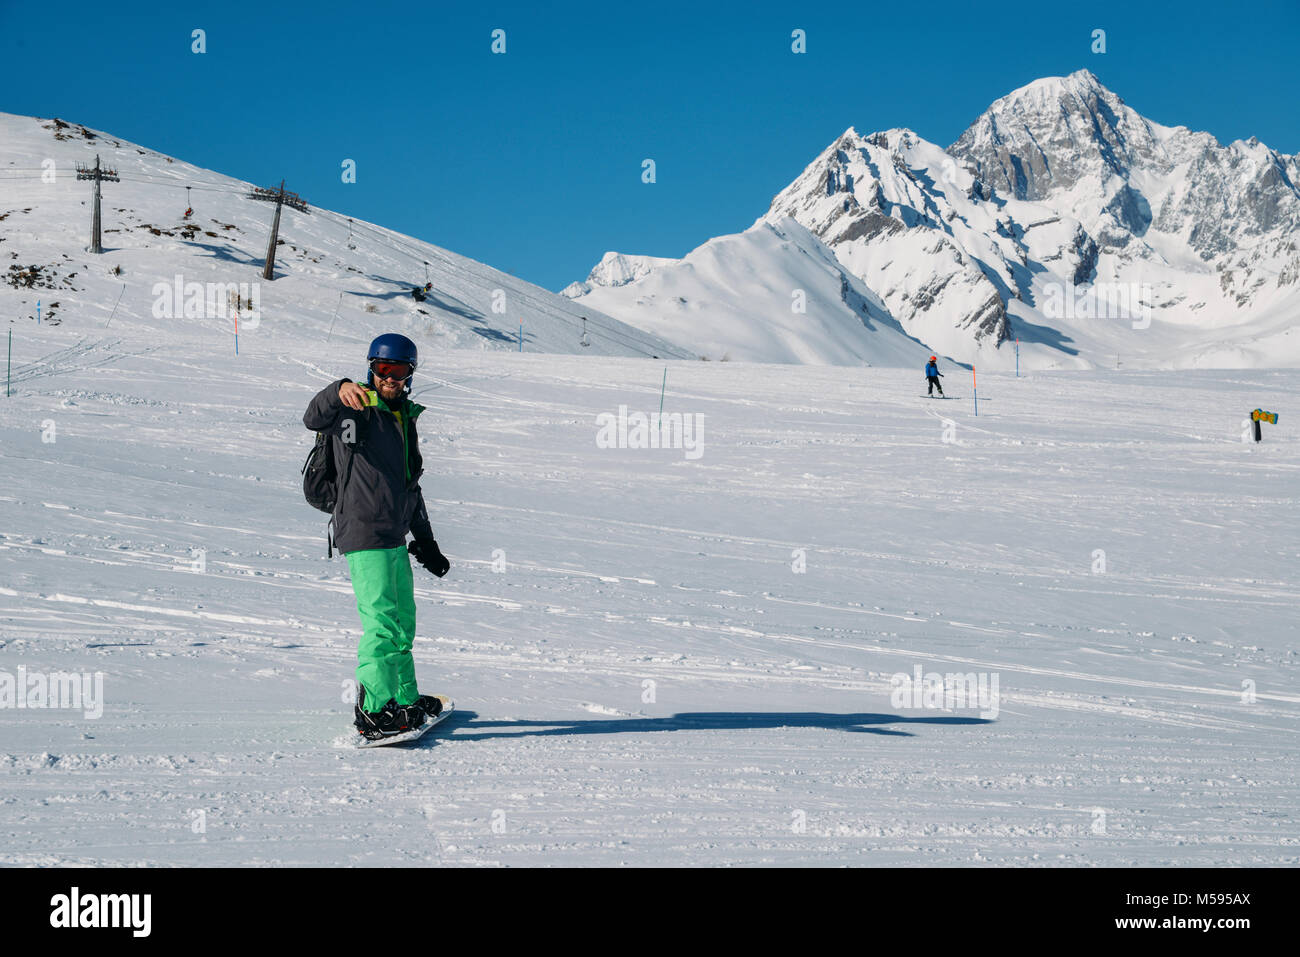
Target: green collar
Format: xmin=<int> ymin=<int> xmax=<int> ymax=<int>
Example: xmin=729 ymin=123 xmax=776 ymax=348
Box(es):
xmin=371 ymin=389 xmax=424 ymax=419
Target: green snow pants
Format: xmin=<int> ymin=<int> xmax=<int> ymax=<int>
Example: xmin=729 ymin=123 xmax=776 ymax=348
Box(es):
xmin=346 ymin=545 xmax=419 ymax=711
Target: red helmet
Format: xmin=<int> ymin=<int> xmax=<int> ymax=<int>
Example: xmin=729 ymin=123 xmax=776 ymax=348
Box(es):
xmin=929 ymin=355 xmax=937 ymax=362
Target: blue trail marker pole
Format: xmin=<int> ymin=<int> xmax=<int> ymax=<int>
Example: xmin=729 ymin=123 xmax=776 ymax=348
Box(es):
xmin=37 ymin=301 xmax=41 ymax=326
xmin=518 ymin=324 xmax=522 ymax=352
xmin=973 ymin=367 xmax=978 ymax=417
xmin=6 ymin=329 xmax=11 ymax=397
xmin=1015 ymin=338 xmax=1019 ymax=377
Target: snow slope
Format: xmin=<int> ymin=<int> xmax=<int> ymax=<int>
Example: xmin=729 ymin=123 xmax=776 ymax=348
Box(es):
xmin=568 ymin=218 xmax=927 ymax=365
xmin=0 ymin=113 xmax=691 ymax=361
xmin=1 ymin=319 xmax=1296 ymax=865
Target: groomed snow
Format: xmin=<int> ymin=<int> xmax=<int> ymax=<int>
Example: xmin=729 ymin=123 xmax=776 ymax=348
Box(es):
xmin=1 ymin=328 xmax=1296 ymax=866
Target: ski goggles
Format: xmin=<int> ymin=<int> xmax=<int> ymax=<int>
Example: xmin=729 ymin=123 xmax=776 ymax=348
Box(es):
xmin=369 ymin=359 xmax=414 ymax=381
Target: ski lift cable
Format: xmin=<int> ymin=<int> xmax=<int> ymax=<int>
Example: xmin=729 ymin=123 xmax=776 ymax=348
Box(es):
xmin=342 ymin=215 xmax=680 ymax=356
xmin=111 ymin=175 xmax=241 ymax=193
xmin=363 ymin=219 xmax=682 ymax=355
xmin=0 ymin=173 xmax=681 ymax=357
xmin=277 ymin=206 xmax=689 ymax=358
xmin=4 ymin=165 xmax=684 ymax=356
xmin=0 ymin=163 xmax=684 ymax=355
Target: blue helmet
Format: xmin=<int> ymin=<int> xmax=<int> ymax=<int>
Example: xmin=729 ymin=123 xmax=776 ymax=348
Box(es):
xmin=366 ymin=333 xmax=418 ymax=390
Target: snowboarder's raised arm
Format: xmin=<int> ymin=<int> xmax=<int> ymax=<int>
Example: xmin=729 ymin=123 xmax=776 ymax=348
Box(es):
xmin=303 ymin=377 xmax=353 ymax=433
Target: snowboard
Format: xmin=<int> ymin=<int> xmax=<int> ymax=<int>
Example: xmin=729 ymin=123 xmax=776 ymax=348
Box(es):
xmin=354 ymin=695 xmax=454 ymax=748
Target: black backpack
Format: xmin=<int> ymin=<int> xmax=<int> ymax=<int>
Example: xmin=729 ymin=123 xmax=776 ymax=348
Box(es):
xmin=302 ymin=413 xmax=365 ymax=553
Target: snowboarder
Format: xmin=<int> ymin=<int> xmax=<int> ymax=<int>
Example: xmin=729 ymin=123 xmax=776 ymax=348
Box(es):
xmin=302 ymin=333 xmax=452 ymax=740
xmin=925 ymin=355 xmax=944 ymax=397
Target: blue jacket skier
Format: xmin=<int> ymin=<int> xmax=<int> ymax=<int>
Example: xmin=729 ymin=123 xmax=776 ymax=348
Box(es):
xmin=925 ymin=355 xmax=944 ymax=396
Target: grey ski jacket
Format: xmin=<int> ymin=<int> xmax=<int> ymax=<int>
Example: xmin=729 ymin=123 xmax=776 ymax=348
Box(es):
xmin=303 ymin=378 xmax=435 ymax=554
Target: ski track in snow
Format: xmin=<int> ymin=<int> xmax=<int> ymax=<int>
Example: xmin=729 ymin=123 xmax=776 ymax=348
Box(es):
xmin=0 ymin=339 xmax=1297 ymax=866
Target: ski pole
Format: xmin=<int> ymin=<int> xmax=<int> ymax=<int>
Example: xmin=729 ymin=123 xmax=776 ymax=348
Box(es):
xmin=518 ymin=323 xmax=522 ymax=352
xmin=327 ymin=291 xmax=342 ymax=341
xmin=105 ymin=283 xmax=126 ymax=327
xmin=658 ymin=367 xmax=667 ymax=422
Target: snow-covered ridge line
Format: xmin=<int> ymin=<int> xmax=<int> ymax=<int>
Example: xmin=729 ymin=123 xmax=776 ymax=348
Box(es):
xmin=566 ymin=69 xmax=1300 ymax=370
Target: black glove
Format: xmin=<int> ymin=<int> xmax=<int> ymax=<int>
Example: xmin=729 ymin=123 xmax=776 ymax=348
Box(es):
xmin=409 ymin=538 xmax=450 ymax=578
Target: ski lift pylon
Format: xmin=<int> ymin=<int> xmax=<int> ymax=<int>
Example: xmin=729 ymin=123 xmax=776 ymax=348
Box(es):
xmin=580 ymin=316 xmax=590 ymax=348
xmin=346 ymin=217 xmax=356 ymax=250
xmin=183 ymin=185 xmax=193 ymax=220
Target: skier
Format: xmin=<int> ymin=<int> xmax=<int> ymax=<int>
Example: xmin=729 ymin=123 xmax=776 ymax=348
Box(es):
xmin=302 ymin=333 xmax=452 ymax=740
xmin=925 ymin=355 xmax=944 ymax=397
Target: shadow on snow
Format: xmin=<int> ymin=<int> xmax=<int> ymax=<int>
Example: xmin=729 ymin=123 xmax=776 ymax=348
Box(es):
xmin=402 ymin=710 xmax=992 ymax=744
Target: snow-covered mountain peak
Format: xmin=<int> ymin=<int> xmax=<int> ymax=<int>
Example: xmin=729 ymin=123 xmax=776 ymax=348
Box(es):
xmin=561 ymin=250 xmax=678 ymax=298
xmin=561 ymin=73 xmax=1300 ymax=370
xmin=993 ymin=68 xmax=1107 ymax=109
xmin=951 ymin=71 xmax=1300 ymax=262
xmin=949 ymin=69 xmax=1168 ymax=201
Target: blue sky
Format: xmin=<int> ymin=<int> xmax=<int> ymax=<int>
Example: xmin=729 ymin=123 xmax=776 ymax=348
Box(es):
xmin=3 ymin=0 xmax=1297 ymax=291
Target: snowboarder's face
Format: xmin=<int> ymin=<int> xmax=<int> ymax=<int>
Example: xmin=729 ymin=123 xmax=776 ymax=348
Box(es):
xmin=370 ymin=359 xmax=412 ymax=402
xmin=373 ymin=374 xmax=405 ymax=402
